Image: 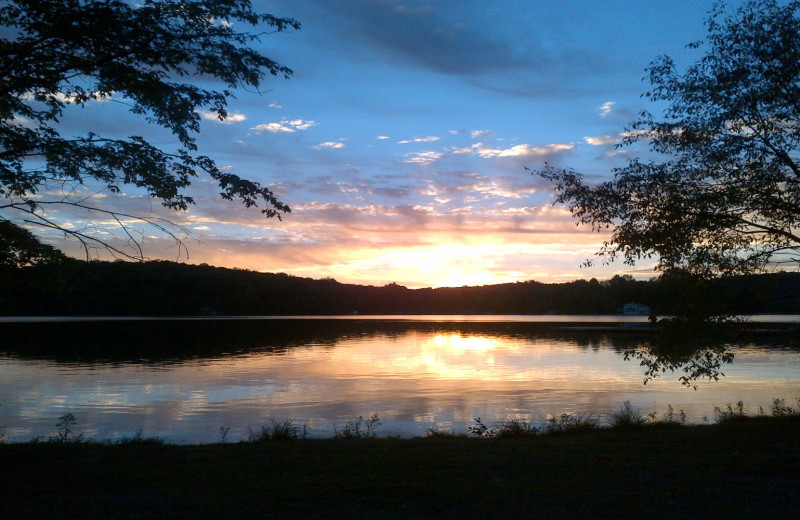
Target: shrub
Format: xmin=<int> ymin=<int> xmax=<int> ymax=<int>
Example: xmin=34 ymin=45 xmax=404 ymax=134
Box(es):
xmin=334 ymin=415 xmax=381 ymax=439
xmin=771 ymin=398 xmax=800 ymax=417
xmin=495 ymin=417 xmax=539 ymax=438
xmin=660 ymin=404 xmax=688 ymax=425
xmin=609 ymin=401 xmax=649 ymax=429
xmin=115 ymin=430 xmax=166 ymax=445
xmin=714 ymin=401 xmax=747 ymax=423
xmin=53 ymin=413 xmax=84 ymax=443
xmin=544 ymin=413 xmax=598 ymax=434
xmin=248 ymin=418 xmax=301 ymax=442
xmin=425 ymin=428 xmax=467 ymax=439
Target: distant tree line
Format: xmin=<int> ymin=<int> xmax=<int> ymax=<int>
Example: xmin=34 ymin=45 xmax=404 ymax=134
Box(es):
xmin=2 ymin=259 xmax=799 ymax=317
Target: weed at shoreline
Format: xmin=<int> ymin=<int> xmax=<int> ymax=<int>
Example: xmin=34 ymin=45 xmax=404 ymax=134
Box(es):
xmin=545 ymin=413 xmax=599 ymax=434
xmin=714 ymin=400 xmax=747 ymax=423
xmin=248 ymin=418 xmax=303 ymax=442
xmin=769 ymin=397 xmax=800 ymax=417
xmin=610 ymin=401 xmax=649 ymax=429
xmin=114 ymin=430 xmax=166 ymax=445
xmin=4 ymin=397 xmax=799 ymax=445
xmin=425 ymin=428 xmax=468 ymax=439
xmin=334 ymin=414 xmax=381 ymax=439
xmin=54 ymin=413 xmax=84 ymax=443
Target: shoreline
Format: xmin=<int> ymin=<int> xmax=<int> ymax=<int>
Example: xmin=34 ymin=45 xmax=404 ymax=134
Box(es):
xmin=2 ymin=415 xmax=799 ymax=519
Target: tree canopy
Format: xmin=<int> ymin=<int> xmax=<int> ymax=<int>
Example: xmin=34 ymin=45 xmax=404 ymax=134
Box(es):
xmin=0 ymin=0 xmax=298 ymax=260
xmin=538 ymin=0 xmax=800 ymax=278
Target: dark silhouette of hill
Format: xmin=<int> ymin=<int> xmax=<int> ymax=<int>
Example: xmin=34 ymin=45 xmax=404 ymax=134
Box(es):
xmin=1 ymin=259 xmax=798 ymax=316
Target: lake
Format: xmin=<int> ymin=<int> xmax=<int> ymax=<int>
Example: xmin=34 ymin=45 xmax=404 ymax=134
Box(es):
xmin=0 ymin=316 xmax=798 ymax=443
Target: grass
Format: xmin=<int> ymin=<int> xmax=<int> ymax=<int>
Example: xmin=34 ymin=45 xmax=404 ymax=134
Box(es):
xmin=247 ymin=418 xmax=303 ymax=442
xmin=609 ymin=400 xmax=649 ymax=428
xmin=1 ymin=415 xmax=798 ymax=519
xmin=334 ymin=414 xmax=381 ymax=439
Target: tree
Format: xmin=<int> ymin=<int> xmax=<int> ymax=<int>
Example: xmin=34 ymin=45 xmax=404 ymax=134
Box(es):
xmin=0 ymin=0 xmax=298 ymax=260
xmin=538 ymin=0 xmax=800 ymax=278
xmin=0 ymin=219 xmax=66 ymax=267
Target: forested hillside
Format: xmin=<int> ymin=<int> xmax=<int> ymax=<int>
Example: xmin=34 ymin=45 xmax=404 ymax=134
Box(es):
xmin=1 ymin=259 xmax=799 ymax=316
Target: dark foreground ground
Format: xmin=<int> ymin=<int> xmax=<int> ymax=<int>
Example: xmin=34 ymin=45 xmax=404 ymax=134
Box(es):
xmin=2 ymin=416 xmax=799 ymax=519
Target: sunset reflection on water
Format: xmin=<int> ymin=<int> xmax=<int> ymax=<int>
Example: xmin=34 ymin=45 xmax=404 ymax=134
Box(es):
xmin=1 ymin=320 xmax=798 ymax=443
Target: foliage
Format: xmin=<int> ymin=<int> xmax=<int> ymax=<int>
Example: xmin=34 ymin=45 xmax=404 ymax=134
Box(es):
xmin=622 ymin=326 xmax=736 ymax=388
xmin=537 ymin=0 xmax=800 ymax=278
xmin=714 ymin=400 xmax=748 ymax=423
xmin=544 ymin=413 xmax=598 ymax=434
xmin=468 ymin=417 xmax=540 ymax=438
xmin=4 ymin=258 xmax=800 ymax=316
xmin=334 ymin=415 xmax=381 ymax=439
xmin=0 ymin=0 xmax=297 ymax=260
xmin=54 ymin=413 xmax=84 ymax=443
xmin=0 ymin=220 xmax=66 ymax=267
xmin=770 ymin=398 xmax=800 ymax=417
xmin=659 ymin=404 xmax=688 ymax=425
xmin=609 ymin=401 xmax=650 ymax=429
xmin=495 ymin=417 xmax=540 ymax=437
xmin=219 ymin=426 xmax=231 ymax=443
xmin=424 ymin=428 xmax=468 ymax=439
xmin=114 ymin=430 xmax=166 ymax=445
xmin=248 ymin=418 xmax=301 ymax=442
xmin=466 ymin=417 xmax=496 ymax=438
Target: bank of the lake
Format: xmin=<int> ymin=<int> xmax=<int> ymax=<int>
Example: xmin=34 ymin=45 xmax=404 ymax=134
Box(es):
xmin=2 ymin=416 xmax=799 ymax=519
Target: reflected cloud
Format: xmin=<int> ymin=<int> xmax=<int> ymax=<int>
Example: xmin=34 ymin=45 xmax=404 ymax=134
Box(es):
xmin=3 ymin=324 xmax=798 ymax=442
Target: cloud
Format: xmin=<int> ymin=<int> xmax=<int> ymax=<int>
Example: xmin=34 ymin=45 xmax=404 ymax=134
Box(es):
xmin=251 ymin=122 xmax=294 ymax=133
xmin=314 ymin=141 xmax=346 ymax=150
xmin=398 ymin=136 xmax=440 ymax=144
xmin=377 ymin=135 xmax=391 ymax=140
xmin=368 ymin=187 xmax=411 ymax=198
xmin=288 ymin=119 xmax=317 ymax=130
xmin=597 ymin=101 xmax=615 ymax=118
xmin=470 ymin=130 xmax=494 ymax=139
xmin=197 ymin=110 xmax=246 ymax=124
xmin=472 ymin=143 xmax=574 ymax=159
xmin=405 ymin=151 xmax=444 ymax=165
xmin=250 ymin=119 xmax=317 ymax=133
xmin=268 ymin=102 xmax=282 ymax=109
xmin=448 ymin=147 xmax=473 ymax=155
xmin=583 ymin=134 xmax=619 ymax=146
xmin=303 ymin=1 xmax=623 ymax=100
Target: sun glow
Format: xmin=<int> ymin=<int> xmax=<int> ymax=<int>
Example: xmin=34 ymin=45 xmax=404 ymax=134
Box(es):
xmin=432 ymin=333 xmax=502 ymax=353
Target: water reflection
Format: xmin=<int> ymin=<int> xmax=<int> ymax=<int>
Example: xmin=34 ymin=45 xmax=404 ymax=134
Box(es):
xmin=0 ymin=319 xmax=798 ymax=443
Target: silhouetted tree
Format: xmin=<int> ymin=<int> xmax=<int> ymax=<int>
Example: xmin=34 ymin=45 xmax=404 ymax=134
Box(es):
xmin=538 ymin=0 xmax=800 ymax=278
xmin=1 ymin=0 xmax=297 ymax=259
xmin=0 ymin=219 xmax=66 ymax=267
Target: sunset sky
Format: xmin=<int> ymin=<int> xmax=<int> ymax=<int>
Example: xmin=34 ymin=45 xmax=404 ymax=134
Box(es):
xmin=38 ymin=0 xmax=747 ymax=288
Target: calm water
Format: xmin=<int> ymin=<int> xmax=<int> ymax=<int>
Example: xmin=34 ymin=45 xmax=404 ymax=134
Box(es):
xmin=0 ymin=316 xmax=798 ymax=443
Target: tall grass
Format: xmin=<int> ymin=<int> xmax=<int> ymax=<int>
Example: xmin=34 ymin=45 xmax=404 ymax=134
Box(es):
xmin=609 ymin=401 xmax=650 ymax=429
xmin=714 ymin=401 xmax=747 ymax=423
xmin=334 ymin=415 xmax=381 ymax=439
xmin=544 ymin=413 xmax=599 ymax=434
xmin=248 ymin=418 xmax=302 ymax=442
xmin=4 ymin=398 xmax=799 ymax=445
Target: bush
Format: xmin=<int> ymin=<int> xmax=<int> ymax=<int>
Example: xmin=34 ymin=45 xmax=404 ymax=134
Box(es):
xmin=495 ymin=417 xmax=539 ymax=438
xmin=714 ymin=401 xmax=747 ymax=423
xmin=334 ymin=415 xmax=381 ymax=439
xmin=609 ymin=401 xmax=649 ymax=429
xmin=248 ymin=418 xmax=301 ymax=442
xmin=544 ymin=413 xmax=598 ymax=434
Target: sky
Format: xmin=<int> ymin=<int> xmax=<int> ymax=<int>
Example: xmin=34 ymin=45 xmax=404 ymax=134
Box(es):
xmin=28 ymin=0 xmax=749 ymax=288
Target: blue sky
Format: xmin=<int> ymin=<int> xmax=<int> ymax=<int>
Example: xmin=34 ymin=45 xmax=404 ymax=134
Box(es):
xmin=41 ymin=0 xmax=747 ymax=287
